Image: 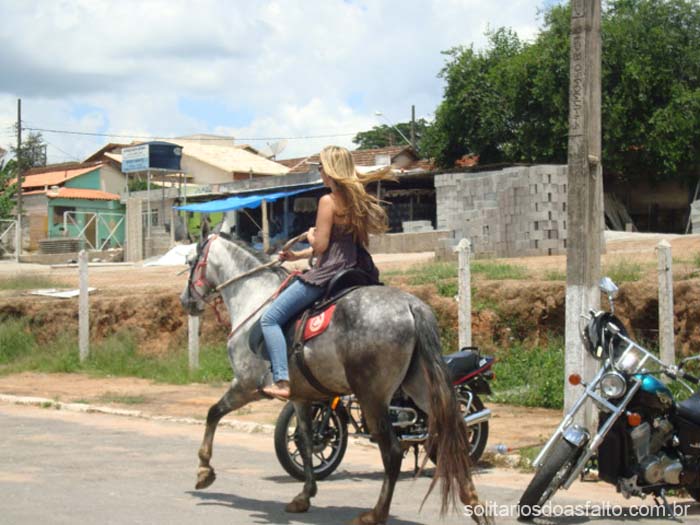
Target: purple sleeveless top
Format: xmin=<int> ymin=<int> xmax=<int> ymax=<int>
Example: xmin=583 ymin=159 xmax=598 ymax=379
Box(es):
xmin=299 ymin=224 xmax=364 ymax=287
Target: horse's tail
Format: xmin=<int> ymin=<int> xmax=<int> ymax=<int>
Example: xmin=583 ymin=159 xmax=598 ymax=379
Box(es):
xmin=409 ymin=302 xmax=478 ymax=516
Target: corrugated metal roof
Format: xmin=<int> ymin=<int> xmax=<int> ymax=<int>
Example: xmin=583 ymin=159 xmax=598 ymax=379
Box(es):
xmin=48 ymin=187 xmax=120 ymax=201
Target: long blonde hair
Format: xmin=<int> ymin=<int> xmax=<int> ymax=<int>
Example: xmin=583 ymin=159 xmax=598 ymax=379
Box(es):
xmin=320 ymin=145 xmax=396 ymax=246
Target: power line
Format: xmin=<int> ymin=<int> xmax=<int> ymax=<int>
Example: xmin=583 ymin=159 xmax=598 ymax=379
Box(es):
xmin=45 ymin=141 xmax=81 ymax=162
xmin=22 ymin=126 xmax=358 ymax=142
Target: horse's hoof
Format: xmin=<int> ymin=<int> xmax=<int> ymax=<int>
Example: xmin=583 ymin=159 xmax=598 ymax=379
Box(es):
xmin=285 ymin=496 xmax=310 ymax=513
xmin=195 ymin=467 xmax=216 ymax=490
xmin=350 ymin=510 xmax=385 ymax=525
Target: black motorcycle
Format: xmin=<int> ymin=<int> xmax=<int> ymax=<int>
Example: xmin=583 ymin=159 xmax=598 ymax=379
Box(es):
xmin=274 ymin=347 xmax=494 ymax=481
xmin=519 ymin=277 xmax=700 ymax=520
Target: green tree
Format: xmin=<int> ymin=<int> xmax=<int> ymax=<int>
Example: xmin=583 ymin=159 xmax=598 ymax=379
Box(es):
xmin=352 ymin=119 xmax=430 ymax=150
xmin=424 ymin=0 xmax=700 ymax=183
xmin=0 ymin=158 xmax=17 ymax=220
xmin=12 ymin=131 xmax=47 ymax=172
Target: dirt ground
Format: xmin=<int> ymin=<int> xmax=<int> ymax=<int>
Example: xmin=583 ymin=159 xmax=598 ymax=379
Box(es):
xmin=0 ymin=371 xmax=561 ymax=450
xmin=1 ymin=232 xmax=699 ymax=452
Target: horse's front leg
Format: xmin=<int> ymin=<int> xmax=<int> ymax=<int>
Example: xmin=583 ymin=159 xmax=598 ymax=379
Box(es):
xmin=196 ymin=380 xmax=255 ymax=489
xmin=285 ymin=400 xmax=317 ymax=513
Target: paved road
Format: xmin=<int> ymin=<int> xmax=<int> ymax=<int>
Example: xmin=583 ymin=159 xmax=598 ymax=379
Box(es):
xmin=1 ymin=404 xmax=699 ymax=524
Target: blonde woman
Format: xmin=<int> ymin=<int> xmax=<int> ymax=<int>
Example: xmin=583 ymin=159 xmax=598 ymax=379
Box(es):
xmin=261 ymin=145 xmax=395 ymax=400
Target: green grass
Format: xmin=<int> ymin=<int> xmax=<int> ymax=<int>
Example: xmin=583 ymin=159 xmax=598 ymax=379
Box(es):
xmin=406 ymin=262 xmax=458 ymax=285
xmin=602 ymin=261 xmax=643 ymax=283
xmin=543 ymin=269 xmax=566 ymax=281
xmin=0 ymin=320 xmax=232 ymax=385
xmin=490 ymin=338 xmax=565 ymax=409
xmin=471 ymin=261 xmax=528 ymax=280
xmin=0 ymin=274 xmax=69 ymax=291
xmin=693 ymin=253 xmax=700 ymax=268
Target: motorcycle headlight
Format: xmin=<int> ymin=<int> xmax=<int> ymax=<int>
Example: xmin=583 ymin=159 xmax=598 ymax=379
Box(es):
xmin=600 ymin=371 xmax=627 ymax=399
xmin=615 ymin=345 xmax=645 ymax=374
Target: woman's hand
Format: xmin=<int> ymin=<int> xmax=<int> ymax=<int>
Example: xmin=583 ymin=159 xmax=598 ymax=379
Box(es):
xmin=306 ymin=227 xmax=316 ymax=245
xmin=278 ymin=249 xmax=299 ymax=262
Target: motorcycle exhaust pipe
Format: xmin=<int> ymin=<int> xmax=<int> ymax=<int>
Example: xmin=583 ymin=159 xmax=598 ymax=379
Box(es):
xmin=463 ymin=408 xmax=491 ymax=427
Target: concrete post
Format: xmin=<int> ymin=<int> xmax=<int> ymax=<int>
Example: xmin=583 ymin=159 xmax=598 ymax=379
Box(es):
xmin=455 ymin=238 xmax=472 ymax=349
xmin=188 ymin=315 xmax=200 ymax=371
xmin=79 ymin=250 xmax=89 ymax=362
xmin=564 ymin=0 xmax=603 ymax=427
xmin=657 ymin=240 xmax=675 ymax=366
xmin=14 ymin=220 xmax=20 ymax=263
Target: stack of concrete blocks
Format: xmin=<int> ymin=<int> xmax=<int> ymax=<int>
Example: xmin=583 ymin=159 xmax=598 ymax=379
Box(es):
xmin=435 ymin=165 xmax=568 ymax=258
xmin=402 ymin=220 xmax=434 ymax=233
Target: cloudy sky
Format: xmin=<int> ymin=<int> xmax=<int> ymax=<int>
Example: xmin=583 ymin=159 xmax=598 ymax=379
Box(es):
xmin=0 ymin=0 xmax=555 ymax=164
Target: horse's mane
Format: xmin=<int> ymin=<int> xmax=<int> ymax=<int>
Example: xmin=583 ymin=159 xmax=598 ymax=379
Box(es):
xmin=218 ymin=233 xmax=288 ymax=279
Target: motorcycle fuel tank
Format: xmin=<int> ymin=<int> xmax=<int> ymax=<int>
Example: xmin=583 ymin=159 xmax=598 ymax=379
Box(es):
xmin=637 ymin=374 xmax=673 ymax=397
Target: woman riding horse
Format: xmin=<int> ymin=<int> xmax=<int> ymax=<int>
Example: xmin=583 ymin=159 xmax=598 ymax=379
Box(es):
xmin=261 ymin=145 xmax=393 ymax=400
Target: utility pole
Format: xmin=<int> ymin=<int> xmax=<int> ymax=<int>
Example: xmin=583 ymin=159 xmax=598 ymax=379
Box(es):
xmin=410 ymin=105 xmax=417 ymax=151
xmin=16 ymin=98 xmax=22 ymax=256
xmin=564 ymin=0 xmax=604 ymax=427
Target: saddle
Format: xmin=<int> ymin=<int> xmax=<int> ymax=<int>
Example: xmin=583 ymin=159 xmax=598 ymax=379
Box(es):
xmin=250 ymin=268 xmax=381 ymax=395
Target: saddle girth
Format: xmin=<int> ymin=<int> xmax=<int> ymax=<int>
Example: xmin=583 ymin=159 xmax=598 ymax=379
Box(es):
xmin=290 ymin=309 xmax=341 ymax=398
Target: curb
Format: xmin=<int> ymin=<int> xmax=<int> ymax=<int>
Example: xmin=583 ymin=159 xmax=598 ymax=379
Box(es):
xmin=0 ymin=394 xmax=276 ymax=435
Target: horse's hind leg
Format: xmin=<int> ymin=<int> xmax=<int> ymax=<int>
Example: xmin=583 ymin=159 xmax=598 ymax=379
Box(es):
xmin=196 ymin=381 xmax=253 ymax=489
xmin=351 ymin=402 xmax=403 ymax=525
xmin=284 ymin=401 xmax=317 ymax=513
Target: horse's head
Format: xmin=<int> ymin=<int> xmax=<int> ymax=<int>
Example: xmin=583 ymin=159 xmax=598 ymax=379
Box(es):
xmin=180 ymin=220 xmax=217 ymax=316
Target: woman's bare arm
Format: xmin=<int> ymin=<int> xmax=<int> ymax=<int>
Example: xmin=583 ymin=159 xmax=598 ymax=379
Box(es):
xmin=307 ymin=194 xmax=334 ymax=255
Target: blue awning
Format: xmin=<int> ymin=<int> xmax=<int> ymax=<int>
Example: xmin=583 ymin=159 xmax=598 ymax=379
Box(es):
xmin=175 ymin=184 xmax=323 ymax=213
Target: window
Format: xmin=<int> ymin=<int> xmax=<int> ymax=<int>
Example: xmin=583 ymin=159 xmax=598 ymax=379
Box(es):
xmin=53 ymin=206 xmax=75 ymax=226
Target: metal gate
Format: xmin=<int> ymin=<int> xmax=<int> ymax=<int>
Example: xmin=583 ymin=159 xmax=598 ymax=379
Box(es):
xmin=63 ymin=211 xmax=125 ymax=250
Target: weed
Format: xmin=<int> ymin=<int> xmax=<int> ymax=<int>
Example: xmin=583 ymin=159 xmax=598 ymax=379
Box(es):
xmin=471 ymin=261 xmax=528 ymax=280
xmin=694 ymin=253 xmax=700 ymax=268
xmin=602 ymin=261 xmax=643 ymax=283
xmin=0 ymin=321 xmax=232 ymax=385
xmin=407 ymin=262 xmax=458 ymax=285
xmin=0 ymin=275 xmax=69 ymax=291
xmin=490 ymin=338 xmax=565 ymax=409
xmin=543 ymin=269 xmax=566 ymax=281
xmin=437 ymin=280 xmax=458 ymax=298
xmin=0 ymin=319 xmax=36 ymax=363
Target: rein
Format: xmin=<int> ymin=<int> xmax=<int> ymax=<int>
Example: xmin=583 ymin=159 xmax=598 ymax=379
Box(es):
xmin=188 ymin=231 xmax=308 ymax=332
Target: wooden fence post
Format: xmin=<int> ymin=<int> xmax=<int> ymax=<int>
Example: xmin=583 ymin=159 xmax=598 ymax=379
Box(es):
xmin=657 ymin=240 xmax=675 ymax=366
xmin=79 ymin=250 xmax=89 ymax=362
xmin=455 ymin=238 xmax=472 ymax=349
xmin=188 ymin=315 xmax=200 ymax=371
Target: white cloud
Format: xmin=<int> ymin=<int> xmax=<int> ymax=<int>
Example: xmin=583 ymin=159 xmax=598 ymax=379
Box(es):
xmin=0 ymin=0 xmax=545 ymax=162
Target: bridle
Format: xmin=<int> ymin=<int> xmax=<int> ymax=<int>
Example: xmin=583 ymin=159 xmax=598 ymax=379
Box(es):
xmin=185 ymin=232 xmax=306 ymax=333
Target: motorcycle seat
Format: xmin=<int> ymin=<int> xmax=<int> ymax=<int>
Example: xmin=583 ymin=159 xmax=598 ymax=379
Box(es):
xmin=677 ymin=391 xmax=700 ymax=425
xmin=443 ymin=348 xmax=482 ymax=380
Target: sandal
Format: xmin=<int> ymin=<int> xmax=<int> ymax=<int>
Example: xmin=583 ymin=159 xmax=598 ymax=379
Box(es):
xmin=262 ymin=380 xmax=291 ymax=401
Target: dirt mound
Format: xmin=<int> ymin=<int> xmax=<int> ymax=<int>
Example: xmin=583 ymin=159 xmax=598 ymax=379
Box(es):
xmin=4 ymin=274 xmax=698 ymax=358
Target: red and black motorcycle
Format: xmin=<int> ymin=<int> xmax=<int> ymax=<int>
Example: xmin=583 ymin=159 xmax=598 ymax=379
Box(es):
xmin=274 ymin=347 xmax=494 ymax=481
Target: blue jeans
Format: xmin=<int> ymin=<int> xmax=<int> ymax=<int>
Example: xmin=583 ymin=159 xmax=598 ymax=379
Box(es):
xmin=261 ymin=278 xmax=324 ymax=382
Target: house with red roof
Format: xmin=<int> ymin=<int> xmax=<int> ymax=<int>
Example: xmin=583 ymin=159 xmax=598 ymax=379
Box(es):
xmin=19 ymin=161 xmax=127 ymax=251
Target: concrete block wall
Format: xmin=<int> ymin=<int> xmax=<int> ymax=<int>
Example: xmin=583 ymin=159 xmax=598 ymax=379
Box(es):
xmin=435 ymin=165 xmax=568 ymax=258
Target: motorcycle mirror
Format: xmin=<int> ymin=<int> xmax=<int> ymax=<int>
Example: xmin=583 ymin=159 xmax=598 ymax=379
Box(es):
xmin=599 ymin=277 xmax=619 ymax=297
xmin=599 ymin=276 xmax=619 ymax=313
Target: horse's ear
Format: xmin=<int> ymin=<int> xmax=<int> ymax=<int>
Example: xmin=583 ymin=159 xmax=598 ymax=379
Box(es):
xmin=200 ymin=217 xmax=210 ymax=240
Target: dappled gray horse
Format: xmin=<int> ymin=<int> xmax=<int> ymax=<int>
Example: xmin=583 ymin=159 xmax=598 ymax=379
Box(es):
xmin=180 ymin=227 xmax=487 ymax=525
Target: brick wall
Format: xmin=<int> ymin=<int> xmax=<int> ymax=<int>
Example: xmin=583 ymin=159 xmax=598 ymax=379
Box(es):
xmin=435 ymin=165 xmax=568 ymax=258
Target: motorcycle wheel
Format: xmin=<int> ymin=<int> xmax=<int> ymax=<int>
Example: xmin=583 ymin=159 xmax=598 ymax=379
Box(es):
xmin=429 ymin=393 xmax=489 ymax=465
xmin=274 ymin=401 xmax=348 ymax=481
xmin=687 ymin=488 xmax=700 ymax=502
xmin=518 ymin=437 xmax=580 ymax=521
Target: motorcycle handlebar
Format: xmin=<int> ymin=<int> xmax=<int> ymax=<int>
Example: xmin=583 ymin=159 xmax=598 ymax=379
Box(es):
xmin=682 ymin=372 xmax=700 ymax=385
